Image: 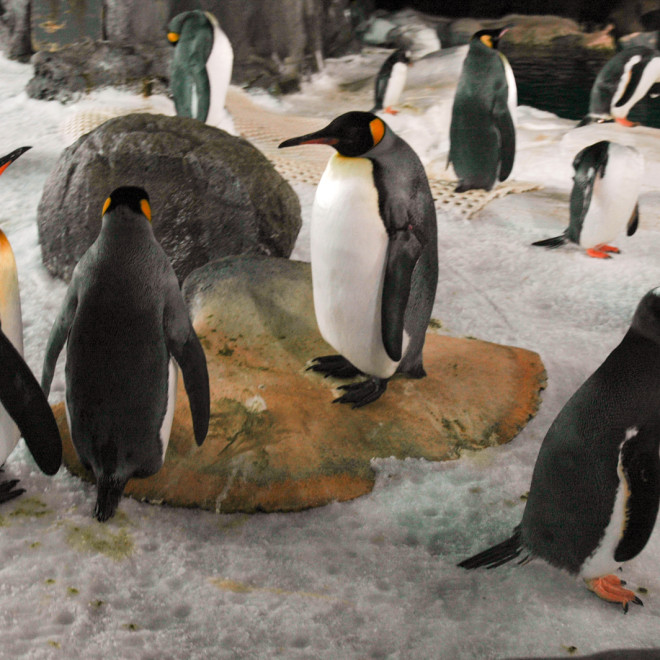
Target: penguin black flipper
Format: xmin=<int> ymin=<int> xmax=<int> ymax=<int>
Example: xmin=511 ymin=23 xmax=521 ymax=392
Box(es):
xmin=458 ymin=527 xmax=523 ymax=569
xmin=531 ymin=233 xmax=568 ymax=249
xmin=494 ymin=107 xmax=515 ymax=182
xmin=0 ymin=327 xmax=61 ymax=475
xmin=382 ymin=228 xmax=423 ymax=362
xmin=613 ymin=424 xmax=660 ymax=563
xmin=163 ymin=281 xmax=210 ymax=446
xmin=627 ymin=203 xmax=640 ymax=236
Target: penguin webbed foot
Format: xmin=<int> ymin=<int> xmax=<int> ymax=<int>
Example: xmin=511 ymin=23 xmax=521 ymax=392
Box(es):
xmin=585 ymin=575 xmax=644 ymax=613
xmin=0 ymin=476 xmax=24 ymax=504
xmin=586 ymin=245 xmax=619 ymax=259
xmin=333 ymin=377 xmax=388 ymax=409
xmin=94 ymin=476 xmax=126 ymax=522
xmin=307 ymin=355 xmax=363 ymax=380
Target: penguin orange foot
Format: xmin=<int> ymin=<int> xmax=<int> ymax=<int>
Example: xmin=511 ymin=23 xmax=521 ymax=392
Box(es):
xmin=586 ymin=248 xmax=613 ymax=259
xmin=585 ymin=575 xmax=643 ymax=613
xmin=601 ymin=245 xmax=620 ymax=253
xmin=307 ymin=355 xmax=362 ymax=379
xmin=333 ymin=377 xmax=388 ymax=408
xmin=384 ymin=106 xmax=398 ymax=115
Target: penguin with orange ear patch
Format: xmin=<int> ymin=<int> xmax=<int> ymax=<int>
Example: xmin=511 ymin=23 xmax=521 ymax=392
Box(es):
xmin=279 ymin=112 xmax=438 ymax=408
xmin=0 ymin=146 xmax=62 ymax=502
xmin=41 ymin=187 xmax=209 ymax=521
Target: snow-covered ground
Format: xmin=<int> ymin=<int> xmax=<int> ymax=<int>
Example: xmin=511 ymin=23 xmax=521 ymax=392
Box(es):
xmin=2 ymin=46 xmax=660 ymax=658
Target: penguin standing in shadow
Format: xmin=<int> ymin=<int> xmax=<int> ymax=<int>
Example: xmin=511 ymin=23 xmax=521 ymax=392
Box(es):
xmin=448 ymin=26 xmax=516 ymax=192
xmin=279 ymin=112 xmax=438 ymax=408
xmin=371 ymin=48 xmax=411 ymax=115
xmin=168 ymin=10 xmax=233 ymax=127
xmin=0 ymin=147 xmax=61 ymax=501
xmin=532 ymin=140 xmax=643 ymax=258
xmin=459 ymin=287 xmax=660 ymax=612
xmin=41 ymin=187 xmax=209 ymax=521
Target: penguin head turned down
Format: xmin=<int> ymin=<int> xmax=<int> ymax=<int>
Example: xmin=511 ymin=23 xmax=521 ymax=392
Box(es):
xmin=101 ymin=186 xmax=152 ymax=223
xmin=472 ymin=26 xmax=511 ymax=50
xmin=167 ymin=9 xmax=209 ymax=45
xmin=278 ymin=111 xmax=389 ymax=158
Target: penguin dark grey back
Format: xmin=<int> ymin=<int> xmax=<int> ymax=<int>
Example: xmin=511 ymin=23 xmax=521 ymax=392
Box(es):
xmin=41 ymin=187 xmax=209 ymax=521
xmin=459 ymin=288 xmax=660 ymax=611
xmin=448 ymin=27 xmax=516 ymax=192
xmin=279 ymin=112 xmax=438 ymax=407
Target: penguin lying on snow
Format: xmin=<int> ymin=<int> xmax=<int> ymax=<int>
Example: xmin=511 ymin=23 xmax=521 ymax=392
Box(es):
xmin=532 ymin=140 xmax=643 ymax=258
xmin=168 ymin=10 xmax=233 ymax=126
xmin=371 ymin=48 xmax=411 ymax=115
xmin=41 ymin=187 xmax=210 ymax=522
xmin=279 ymin=112 xmax=438 ymax=408
xmin=0 ymin=147 xmax=61 ymax=502
xmin=448 ymin=26 xmax=517 ymax=192
xmin=459 ymin=287 xmax=660 ymax=612
xmin=579 ymin=46 xmax=660 ymax=127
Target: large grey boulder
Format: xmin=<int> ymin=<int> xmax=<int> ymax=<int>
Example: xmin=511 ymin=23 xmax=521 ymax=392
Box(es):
xmin=37 ymin=113 xmax=301 ymax=283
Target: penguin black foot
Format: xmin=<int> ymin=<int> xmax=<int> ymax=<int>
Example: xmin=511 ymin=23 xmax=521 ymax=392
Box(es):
xmin=0 ymin=478 xmax=24 ymax=504
xmin=585 ymin=575 xmax=644 ymax=613
xmin=454 ymin=181 xmax=492 ymax=193
xmin=94 ymin=476 xmax=125 ymax=522
xmin=333 ymin=377 xmax=388 ymax=409
xmin=307 ymin=355 xmax=362 ymax=380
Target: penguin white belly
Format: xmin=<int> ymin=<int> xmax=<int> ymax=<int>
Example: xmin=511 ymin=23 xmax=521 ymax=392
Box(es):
xmin=204 ymin=12 xmax=233 ymax=127
xmin=159 ymin=359 xmax=178 ymax=462
xmin=311 ymin=154 xmax=400 ymax=379
xmin=499 ymin=52 xmax=517 ymax=124
xmin=578 ymin=144 xmax=643 ymax=249
xmin=382 ymin=62 xmax=408 ymax=109
xmin=0 ymin=231 xmax=22 ymax=464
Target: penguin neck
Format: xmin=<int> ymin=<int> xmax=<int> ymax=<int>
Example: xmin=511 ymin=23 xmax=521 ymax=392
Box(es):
xmin=100 ymin=213 xmax=154 ymax=246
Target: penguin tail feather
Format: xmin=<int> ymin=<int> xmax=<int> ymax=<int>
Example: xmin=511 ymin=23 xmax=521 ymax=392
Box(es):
xmin=531 ymin=233 xmax=568 ymax=249
xmin=457 ymin=528 xmax=523 ymax=570
xmin=94 ymin=475 xmax=126 ymax=523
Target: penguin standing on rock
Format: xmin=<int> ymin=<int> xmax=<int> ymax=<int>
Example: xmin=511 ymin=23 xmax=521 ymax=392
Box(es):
xmin=168 ymin=10 xmax=233 ymax=127
xmin=459 ymin=287 xmax=660 ymax=612
xmin=448 ymin=26 xmax=516 ymax=192
xmin=279 ymin=112 xmax=438 ymax=408
xmin=371 ymin=48 xmax=411 ymax=115
xmin=41 ymin=187 xmax=209 ymax=522
xmin=0 ymin=147 xmax=61 ymax=501
xmin=532 ymin=140 xmax=643 ymax=258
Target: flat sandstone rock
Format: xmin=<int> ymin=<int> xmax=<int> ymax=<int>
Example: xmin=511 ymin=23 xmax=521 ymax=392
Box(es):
xmin=54 ymin=256 xmax=546 ymax=513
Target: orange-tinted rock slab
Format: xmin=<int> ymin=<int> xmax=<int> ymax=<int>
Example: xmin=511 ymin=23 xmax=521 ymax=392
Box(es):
xmin=55 ymin=256 xmax=546 ymax=513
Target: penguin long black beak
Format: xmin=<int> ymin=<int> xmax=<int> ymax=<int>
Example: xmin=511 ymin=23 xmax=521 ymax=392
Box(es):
xmin=0 ymin=146 xmax=32 ymax=176
xmin=278 ymin=131 xmax=338 ymax=149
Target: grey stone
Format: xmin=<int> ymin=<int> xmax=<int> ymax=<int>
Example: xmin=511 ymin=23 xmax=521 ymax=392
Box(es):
xmin=37 ymin=113 xmax=301 ymax=284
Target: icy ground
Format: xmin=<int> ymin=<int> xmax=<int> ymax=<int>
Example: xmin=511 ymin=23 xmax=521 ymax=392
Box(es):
xmin=2 ymin=47 xmax=660 ymax=659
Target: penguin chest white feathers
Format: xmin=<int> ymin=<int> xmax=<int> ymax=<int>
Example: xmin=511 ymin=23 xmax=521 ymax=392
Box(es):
xmin=0 ymin=231 xmax=22 ymax=462
xmin=311 ymin=154 xmax=401 ymax=379
xmin=498 ymin=52 xmax=517 ymax=124
xmin=204 ymin=12 xmax=233 ymax=127
xmin=578 ymin=144 xmax=643 ymax=249
xmin=160 ymin=359 xmax=178 ymax=462
xmin=382 ymin=62 xmax=408 ymax=109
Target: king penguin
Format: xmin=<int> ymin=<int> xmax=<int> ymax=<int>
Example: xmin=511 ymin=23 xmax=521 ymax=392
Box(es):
xmin=279 ymin=112 xmax=438 ymax=408
xmin=167 ymin=10 xmax=233 ymax=127
xmin=448 ymin=26 xmax=517 ymax=192
xmin=0 ymin=147 xmax=61 ymax=502
xmin=371 ymin=48 xmax=411 ymax=114
xmin=41 ymin=187 xmax=210 ymax=521
xmin=578 ymin=46 xmax=660 ymax=127
xmin=458 ymin=287 xmax=660 ymax=611
xmin=532 ymin=140 xmax=643 ymax=258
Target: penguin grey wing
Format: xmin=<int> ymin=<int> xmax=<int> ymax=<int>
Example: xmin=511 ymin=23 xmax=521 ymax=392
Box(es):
xmin=163 ymin=279 xmax=209 ymax=446
xmin=41 ymin=283 xmax=79 ymax=397
xmin=494 ymin=105 xmax=515 ymax=182
xmin=613 ymin=424 xmax=660 ymax=563
xmin=382 ymin=225 xmax=424 ymax=362
xmin=0 ymin=327 xmax=61 ymax=475
xmin=627 ymin=203 xmax=640 ymax=236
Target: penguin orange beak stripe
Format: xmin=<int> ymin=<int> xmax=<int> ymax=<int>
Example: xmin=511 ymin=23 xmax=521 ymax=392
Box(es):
xmin=0 ymin=146 xmax=31 ymax=177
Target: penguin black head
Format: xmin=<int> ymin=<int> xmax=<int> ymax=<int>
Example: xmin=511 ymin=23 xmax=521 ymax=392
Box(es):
xmin=0 ymin=146 xmax=31 ymax=177
xmin=102 ymin=186 xmax=152 ymax=222
xmin=392 ymin=48 xmax=412 ymax=65
xmin=278 ymin=112 xmax=387 ymax=158
xmin=472 ymin=26 xmax=511 ymax=50
xmin=167 ymin=9 xmax=209 ymax=46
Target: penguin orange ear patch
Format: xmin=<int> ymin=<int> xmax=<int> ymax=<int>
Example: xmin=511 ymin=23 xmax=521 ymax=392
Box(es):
xmin=369 ymin=118 xmax=385 ymax=147
xmin=140 ymin=199 xmax=152 ymax=222
xmin=102 ymin=197 xmax=111 ymax=216
xmin=480 ymin=35 xmax=493 ymax=48
xmin=167 ymin=32 xmax=180 ymax=43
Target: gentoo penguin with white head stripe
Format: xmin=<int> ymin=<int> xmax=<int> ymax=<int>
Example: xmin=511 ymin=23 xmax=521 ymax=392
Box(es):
xmin=532 ymin=140 xmax=643 ymax=258
xmin=448 ymin=26 xmax=517 ymax=192
xmin=279 ymin=112 xmax=438 ymax=408
xmin=0 ymin=147 xmax=61 ymax=501
xmin=168 ymin=10 xmax=233 ymax=127
xmin=371 ymin=48 xmax=411 ymax=115
xmin=459 ymin=287 xmax=660 ymax=611
xmin=41 ymin=187 xmax=209 ymax=521
xmin=579 ymin=46 xmax=660 ymax=127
